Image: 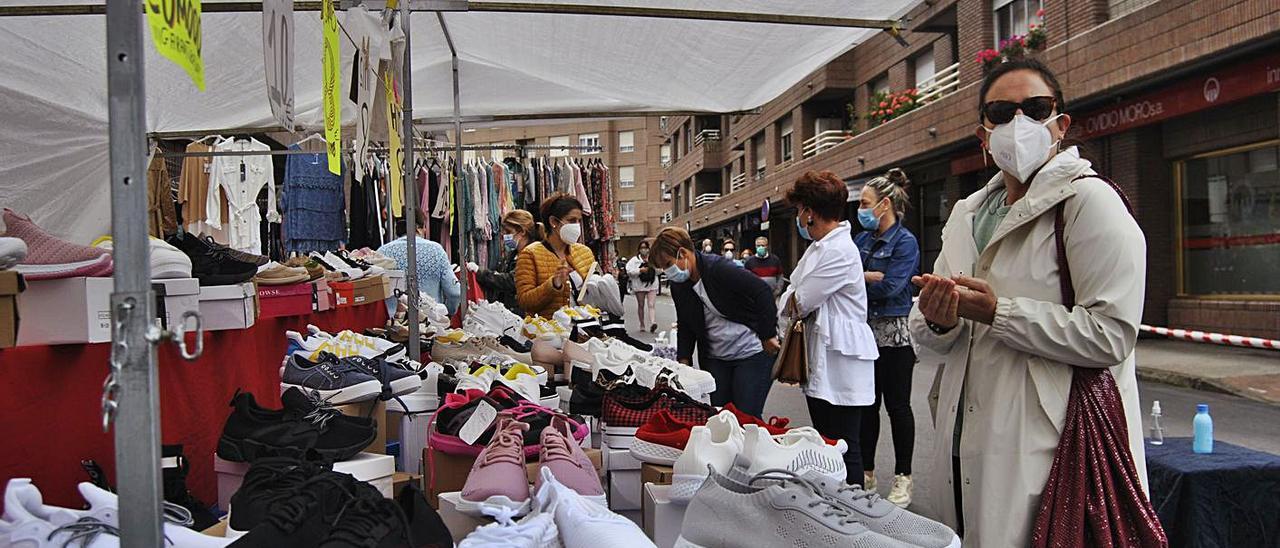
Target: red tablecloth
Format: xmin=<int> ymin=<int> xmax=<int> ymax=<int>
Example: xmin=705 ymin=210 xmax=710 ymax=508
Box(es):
xmin=0 ymin=304 xmax=388 ymax=513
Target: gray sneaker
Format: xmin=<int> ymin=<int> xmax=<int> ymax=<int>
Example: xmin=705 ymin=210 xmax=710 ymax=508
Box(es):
xmin=346 ymin=355 xmax=423 ymax=398
xmin=800 ymin=471 xmax=960 ymax=548
xmin=281 ymin=353 xmax=382 ymax=404
xmin=675 ymin=466 xmax=915 ymax=548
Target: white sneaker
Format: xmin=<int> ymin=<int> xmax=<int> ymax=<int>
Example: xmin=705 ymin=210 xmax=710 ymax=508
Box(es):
xmin=0 ymin=237 xmax=27 ymax=270
xmin=92 ymin=237 xmax=192 ymax=279
xmin=308 ymin=325 xmax=407 ymax=361
xmin=533 ymin=468 xmax=650 ymax=548
xmin=458 ymin=511 xmax=561 ymax=548
xmin=741 ymin=424 xmax=846 ymax=484
xmin=887 ymin=474 xmax=913 ymax=508
xmin=76 ymin=483 xmax=230 ymax=547
xmin=387 ymin=361 xmax=442 ymax=413
xmin=670 ymin=411 xmax=743 ymax=503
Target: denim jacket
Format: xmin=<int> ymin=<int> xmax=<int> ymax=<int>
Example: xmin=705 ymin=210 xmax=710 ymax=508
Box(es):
xmin=854 ymin=223 xmax=920 ymax=318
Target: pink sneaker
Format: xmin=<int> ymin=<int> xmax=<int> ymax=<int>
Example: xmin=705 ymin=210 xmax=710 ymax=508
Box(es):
xmin=535 ymin=415 xmax=606 ymax=505
xmin=458 ymin=415 xmax=532 ymax=520
xmin=3 ymin=209 xmax=113 ymax=280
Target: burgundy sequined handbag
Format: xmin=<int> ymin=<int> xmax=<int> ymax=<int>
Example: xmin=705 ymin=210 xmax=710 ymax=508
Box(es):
xmin=1029 ymin=175 xmax=1168 ymax=548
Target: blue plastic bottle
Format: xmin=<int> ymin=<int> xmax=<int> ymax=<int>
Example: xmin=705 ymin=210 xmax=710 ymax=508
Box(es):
xmin=1193 ymin=404 xmax=1214 ymax=454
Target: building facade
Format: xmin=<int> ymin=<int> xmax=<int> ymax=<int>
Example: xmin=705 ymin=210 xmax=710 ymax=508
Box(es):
xmin=659 ymin=0 xmax=1280 ymax=339
xmin=456 ymin=118 xmax=663 ymax=257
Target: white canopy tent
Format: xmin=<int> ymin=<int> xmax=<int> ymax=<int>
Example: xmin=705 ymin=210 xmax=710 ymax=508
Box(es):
xmin=0 ymin=0 xmax=917 ymax=241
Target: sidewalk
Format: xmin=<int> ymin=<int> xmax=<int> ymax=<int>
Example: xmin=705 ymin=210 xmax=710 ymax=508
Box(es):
xmin=1135 ymin=337 xmax=1280 ymax=406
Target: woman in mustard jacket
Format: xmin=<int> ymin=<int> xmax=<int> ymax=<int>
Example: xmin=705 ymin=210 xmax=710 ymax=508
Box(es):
xmin=515 ymin=193 xmax=596 ymax=318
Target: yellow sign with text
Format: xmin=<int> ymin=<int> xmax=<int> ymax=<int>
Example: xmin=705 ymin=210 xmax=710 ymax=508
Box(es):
xmin=384 ymin=69 xmax=404 ymax=214
xmin=321 ymin=0 xmax=341 ymax=175
xmin=146 ymin=0 xmax=204 ymax=91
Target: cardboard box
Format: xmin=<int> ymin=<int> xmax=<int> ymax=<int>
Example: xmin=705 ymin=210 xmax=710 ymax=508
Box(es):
xmin=198 ymin=282 xmax=256 ymax=331
xmin=311 ymin=279 xmax=334 ymax=312
xmin=0 ymin=271 xmax=23 ymax=348
xmin=435 ymin=492 xmax=494 ymax=543
xmin=604 ymin=444 xmax=643 ymax=472
xmin=335 ymin=399 xmax=387 ymax=454
xmin=641 ymin=463 xmax=674 ymax=486
xmin=643 ymin=483 xmax=685 ymax=548
xmin=215 ymin=452 xmax=393 ymax=511
xmin=392 ymin=471 xmax=422 ymax=498
xmin=424 ymin=447 xmax=603 ymax=507
xmin=201 ymin=519 xmax=228 ymax=538
xmin=257 ymin=282 xmax=313 ymax=318
xmin=16 ymin=277 xmax=112 ymax=345
xmin=151 ymin=278 xmax=200 ymax=332
xmin=355 ymin=274 xmax=390 ymax=305
xmin=608 ymin=469 xmax=643 ymax=511
xmin=386 ymin=411 xmax=404 ymax=443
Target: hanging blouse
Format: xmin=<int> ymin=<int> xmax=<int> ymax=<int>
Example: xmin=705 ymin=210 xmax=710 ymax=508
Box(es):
xmin=207 ymin=138 xmax=280 ymax=254
xmin=281 ymin=144 xmax=346 ymax=253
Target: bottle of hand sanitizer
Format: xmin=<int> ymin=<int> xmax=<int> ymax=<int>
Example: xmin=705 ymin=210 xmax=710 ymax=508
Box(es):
xmin=1193 ymin=404 xmax=1213 ymax=454
xmin=1149 ymin=400 xmax=1164 ymax=446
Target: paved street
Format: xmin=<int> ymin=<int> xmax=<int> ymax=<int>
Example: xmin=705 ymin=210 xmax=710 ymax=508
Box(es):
xmin=620 ymin=292 xmax=1280 ymax=517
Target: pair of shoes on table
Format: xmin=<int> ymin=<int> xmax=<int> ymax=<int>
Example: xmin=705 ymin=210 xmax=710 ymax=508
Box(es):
xmin=92 ymin=236 xmax=192 ymax=279
xmin=674 ymin=454 xmax=958 ymax=548
xmin=227 ymin=461 xmax=451 ymax=546
xmin=288 ymin=325 xmax=407 ymax=362
xmin=281 ymin=351 xmax=419 ymax=404
xmin=1 ymin=478 xmax=229 ymax=547
xmin=630 ymin=402 xmax=845 ymax=466
xmin=283 ymin=256 xmax=326 ymax=281
xmin=347 ymin=248 xmax=398 ymax=270
xmin=457 ymin=414 xmax=604 ymax=520
xmin=563 ymin=338 xmax=715 ymax=401
xmin=254 ymin=261 xmax=310 ymax=285
xmin=601 ymin=386 xmax=715 ymax=450
xmin=167 ymin=232 xmax=261 ymax=285
xmin=453 ymin=362 xmax=558 ymax=409
xmin=429 ymin=386 xmax=589 ymax=458
xmin=218 ymin=387 xmax=376 ymax=463
xmin=3 ymin=208 xmax=112 ymax=280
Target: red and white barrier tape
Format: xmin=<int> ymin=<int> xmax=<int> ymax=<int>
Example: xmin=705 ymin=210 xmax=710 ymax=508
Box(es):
xmin=1141 ymin=324 xmax=1280 ymax=350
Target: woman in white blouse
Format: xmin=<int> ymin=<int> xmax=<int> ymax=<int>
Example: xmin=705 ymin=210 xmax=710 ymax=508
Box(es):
xmin=780 ymin=170 xmax=880 ymax=485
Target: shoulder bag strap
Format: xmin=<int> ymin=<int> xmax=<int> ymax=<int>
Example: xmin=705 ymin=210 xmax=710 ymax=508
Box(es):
xmin=1054 ymin=173 xmax=1135 ymax=307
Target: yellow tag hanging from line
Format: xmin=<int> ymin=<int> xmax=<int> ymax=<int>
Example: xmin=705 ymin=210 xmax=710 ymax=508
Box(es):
xmin=321 ymin=0 xmax=342 ymax=175
xmin=146 ymin=0 xmax=205 ymax=91
xmin=384 ymin=69 xmax=405 ymax=216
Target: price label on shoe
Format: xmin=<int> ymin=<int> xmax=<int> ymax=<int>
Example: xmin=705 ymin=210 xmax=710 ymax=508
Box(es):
xmin=459 ymin=401 xmax=499 ymax=446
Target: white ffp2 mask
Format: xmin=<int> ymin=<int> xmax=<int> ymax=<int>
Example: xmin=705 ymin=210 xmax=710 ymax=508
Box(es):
xmin=559 ymin=222 xmax=582 ymax=244
xmin=984 ymin=113 xmax=1062 ymax=183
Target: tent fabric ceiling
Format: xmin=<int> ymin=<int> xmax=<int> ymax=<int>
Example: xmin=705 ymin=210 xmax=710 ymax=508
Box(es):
xmin=0 ymin=0 xmax=916 ymax=241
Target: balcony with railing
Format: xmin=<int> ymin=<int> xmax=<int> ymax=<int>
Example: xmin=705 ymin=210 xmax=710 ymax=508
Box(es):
xmin=661 ymin=211 xmax=673 ymax=224
xmin=693 ymin=193 xmax=722 ymax=209
xmin=666 ymin=128 xmax=723 ymax=183
xmin=916 ymin=62 xmax=960 ymax=106
xmin=729 ymin=172 xmax=747 ymax=194
xmin=693 ymin=129 xmax=722 ymax=151
xmin=803 ymin=130 xmax=854 ymax=158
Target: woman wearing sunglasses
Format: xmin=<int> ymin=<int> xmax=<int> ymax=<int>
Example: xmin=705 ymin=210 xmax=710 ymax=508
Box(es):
xmin=908 ymin=58 xmax=1149 ymax=546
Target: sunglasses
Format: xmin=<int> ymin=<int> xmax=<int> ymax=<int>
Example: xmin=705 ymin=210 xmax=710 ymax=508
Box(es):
xmin=982 ymin=96 xmax=1057 ymax=125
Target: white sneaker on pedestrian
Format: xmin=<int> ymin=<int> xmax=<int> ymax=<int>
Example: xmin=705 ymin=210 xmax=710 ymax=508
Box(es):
xmin=887 ymin=474 xmax=913 ymax=508
xmin=740 ymin=424 xmax=845 ymax=484
xmin=671 ymin=411 xmax=743 ymax=503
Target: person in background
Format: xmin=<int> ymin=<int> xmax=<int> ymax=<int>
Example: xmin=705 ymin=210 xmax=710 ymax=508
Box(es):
xmin=615 ymin=252 xmax=630 ymax=301
xmin=721 ymin=239 xmax=744 ymax=267
xmin=515 ymin=193 xmax=596 ymax=318
xmin=910 ymin=58 xmax=1148 ymax=545
xmin=780 ymin=170 xmax=879 ymax=486
xmin=626 ymin=239 xmax=660 ymax=333
xmin=470 ymin=209 xmax=536 ymax=315
xmin=700 ymin=239 xmax=714 ymax=254
xmin=379 ymin=209 xmax=462 ymax=314
xmin=650 ymin=227 xmax=779 ymax=417
xmin=745 ymin=235 xmax=784 ymax=295
xmin=740 ymin=248 xmax=755 ymax=262
xmin=853 ymin=168 xmax=920 ymax=507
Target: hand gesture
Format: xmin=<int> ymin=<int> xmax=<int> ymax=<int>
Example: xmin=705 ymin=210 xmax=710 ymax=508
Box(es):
xmin=911 ymin=274 xmax=959 ymax=329
xmin=552 ymin=262 xmax=572 ymax=290
xmin=953 ymin=276 xmax=998 ymax=325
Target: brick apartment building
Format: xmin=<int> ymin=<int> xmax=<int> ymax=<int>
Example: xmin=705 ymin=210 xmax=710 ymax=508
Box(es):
xmin=659 ymin=0 xmax=1280 ymax=339
xmin=455 ymin=118 xmax=664 ymax=258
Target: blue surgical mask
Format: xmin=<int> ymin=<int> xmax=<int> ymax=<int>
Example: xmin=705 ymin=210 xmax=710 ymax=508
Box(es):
xmin=755 ymin=246 xmax=767 ymax=257
xmin=857 ymin=207 xmax=881 ymax=231
xmin=502 ymin=233 xmax=518 ymax=251
xmin=665 ymin=253 xmax=691 ymax=283
xmin=796 ymin=216 xmax=813 ymax=241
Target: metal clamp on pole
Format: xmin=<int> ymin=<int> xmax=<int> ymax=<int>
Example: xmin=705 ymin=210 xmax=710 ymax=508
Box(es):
xmin=148 ymin=310 xmax=205 ymax=361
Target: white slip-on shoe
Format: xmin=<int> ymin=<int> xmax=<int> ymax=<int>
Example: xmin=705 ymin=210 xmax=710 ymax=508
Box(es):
xmin=741 ymin=424 xmax=845 ymax=484
xmin=669 ymin=411 xmax=743 ymax=504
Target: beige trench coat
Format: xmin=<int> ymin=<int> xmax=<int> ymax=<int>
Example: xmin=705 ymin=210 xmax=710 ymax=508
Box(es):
xmin=909 ymin=148 xmax=1149 ymax=547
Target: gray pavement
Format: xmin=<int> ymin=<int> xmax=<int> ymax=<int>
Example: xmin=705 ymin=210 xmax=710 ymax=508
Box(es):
xmin=620 ymin=292 xmax=1280 ymax=517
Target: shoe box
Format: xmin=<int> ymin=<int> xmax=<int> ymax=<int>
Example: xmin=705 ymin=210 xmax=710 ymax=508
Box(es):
xmin=257 ymin=282 xmax=313 ymax=318
xmin=214 ymin=452 xmax=394 ymax=511
xmin=0 ymin=270 xmax=23 ymax=348
xmin=311 ymin=279 xmax=334 ymax=311
xmin=603 ymin=441 xmax=643 ymax=511
xmin=330 ymin=275 xmax=389 ymax=308
xmin=198 ymin=282 xmax=257 ymax=331
xmin=434 ymin=491 xmax=495 ymax=544
xmin=14 ymin=276 xmax=204 ymax=345
xmin=422 ymin=446 xmax=603 ymax=508
xmin=641 ymin=463 xmax=674 ymax=486
xmin=335 ymin=399 xmax=387 ymax=455
xmin=642 ymin=483 xmax=686 ymax=548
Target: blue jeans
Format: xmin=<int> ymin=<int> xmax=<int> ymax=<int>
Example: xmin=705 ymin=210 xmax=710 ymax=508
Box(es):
xmin=700 ymin=350 xmax=774 ymax=418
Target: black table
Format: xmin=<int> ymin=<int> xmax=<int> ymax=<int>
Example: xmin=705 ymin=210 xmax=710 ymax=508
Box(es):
xmin=1146 ymin=437 xmax=1280 ymax=548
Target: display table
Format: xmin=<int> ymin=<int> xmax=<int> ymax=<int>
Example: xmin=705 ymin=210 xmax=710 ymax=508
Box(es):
xmin=0 ymin=305 xmax=387 ymax=511
xmin=1146 ymin=438 xmax=1280 ymax=547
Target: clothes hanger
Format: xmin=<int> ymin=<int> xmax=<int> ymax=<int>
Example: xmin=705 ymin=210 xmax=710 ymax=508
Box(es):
xmin=193 ymin=134 xmax=223 ymax=145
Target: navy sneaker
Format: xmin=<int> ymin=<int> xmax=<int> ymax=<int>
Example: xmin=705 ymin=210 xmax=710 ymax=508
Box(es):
xmin=346 ymin=355 xmax=422 ymax=399
xmin=281 ymin=353 xmax=382 ymax=404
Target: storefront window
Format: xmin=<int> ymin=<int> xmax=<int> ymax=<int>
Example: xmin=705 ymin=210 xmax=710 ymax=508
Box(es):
xmin=1179 ymin=141 xmax=1280 ymax=295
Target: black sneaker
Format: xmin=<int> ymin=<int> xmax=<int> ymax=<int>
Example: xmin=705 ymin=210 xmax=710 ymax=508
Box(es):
xmin=217 ymin=389 xmax=376 ymax=463
xmin=166 ymin=233 xmax=258 ymax=286
xmin=317 ymin=483 xmax=452 ymax=548
xmin=397 ymin=484 xmax=453 ymax=547
xmin=162 ymin=445 xmax=219 ymax=531
xmin=227 ymin=457 xmax=330 ymax=537
xmin=227 ymin=472 xmax=361 ymax=547
xmin=198 ymin=234 xmax=269 ymax=266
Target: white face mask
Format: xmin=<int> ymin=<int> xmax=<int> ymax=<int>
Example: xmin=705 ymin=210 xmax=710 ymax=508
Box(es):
xmin=984 ymin=113 xmax=1062 ymax=183
xmin=558 ymin=222 xmax=582 ymax=244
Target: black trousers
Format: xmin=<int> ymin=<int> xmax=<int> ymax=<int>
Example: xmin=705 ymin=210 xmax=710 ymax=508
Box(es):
xmin=859 ymin=345 xmax=917 ymax=474
xmin=806 ymin=396 xmax=863 ymax=486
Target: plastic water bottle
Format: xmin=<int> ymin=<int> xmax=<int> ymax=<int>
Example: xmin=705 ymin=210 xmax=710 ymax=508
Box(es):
xmin=1149 ymin=400 xmax=1164 ymax=446
xmin=1192 ymin=404 xmax=1213 ymax=454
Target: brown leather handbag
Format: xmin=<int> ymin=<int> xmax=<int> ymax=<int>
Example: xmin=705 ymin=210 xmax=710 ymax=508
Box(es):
xmin=772 ymin=296 xmax=810 ymax=385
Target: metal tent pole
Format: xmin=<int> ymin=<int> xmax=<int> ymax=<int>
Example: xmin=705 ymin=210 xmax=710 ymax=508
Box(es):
xmin=401 ymin=2 xmax=422 ymax=362
xmin=437 ymin=12 xmax=468 ymax=321
xmin=104 ymin=0 xmax=163 ymax=545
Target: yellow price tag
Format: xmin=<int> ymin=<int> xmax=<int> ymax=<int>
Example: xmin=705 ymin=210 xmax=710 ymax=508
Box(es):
xmin=146 ymin=0 xmax=205 ymax=91
xmin=384 ymin=69 xmax=404 ymax=214
xmin=321 ymin=0 xmax=342 ymax=175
